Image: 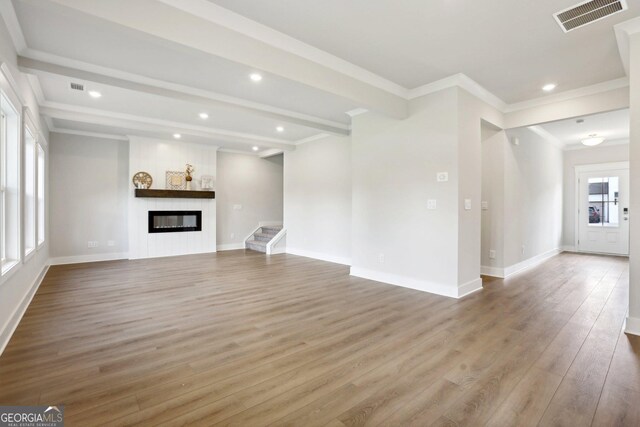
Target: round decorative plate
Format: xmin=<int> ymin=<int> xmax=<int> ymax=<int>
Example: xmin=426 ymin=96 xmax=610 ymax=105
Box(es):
xmin=132 ymin=171 xmax=153 ymax=189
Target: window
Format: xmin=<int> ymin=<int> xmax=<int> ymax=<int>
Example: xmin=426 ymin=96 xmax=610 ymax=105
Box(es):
xmin=24 ymin=128 xmax=36 ymax=256
xmin=37 ymin=143 xmax=45 ymax=247
xmin=588 ymin=177 xmax=620 ymax=227
xmin=0 ymin=92 xmax=21 ymax=273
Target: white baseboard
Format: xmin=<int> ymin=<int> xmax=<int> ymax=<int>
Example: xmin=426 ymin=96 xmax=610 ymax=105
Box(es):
xmin=562 ymin=245 xmax=577 ymax=252
xmin=49 ymin=252 xmax=129 ymax=265
xmin=350 ymin=266 xmax=473 ymax=299
xmin=216 ymin=243 xmax=245 ymax=251
xmin=0 ymin=264 xmax=49 ymax=356
xmin=270 ymin=246 xmax=286 ymax=255
xmin=286 ymin=247 xmax=351 ymax=266
xmin=482 ymin=248 xmax=562 ymax=279
xmin=625 ymin=316 xmax=640 ymax=336
xmin=480 ymin=265 xmax=504 ymax=278
xmin=458 ymin=277 xmax=483 ymax=298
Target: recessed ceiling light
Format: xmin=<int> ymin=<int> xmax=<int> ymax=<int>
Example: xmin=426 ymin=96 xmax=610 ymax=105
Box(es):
xmin=173 ymin=133 xmax=182 ymax=139
xmin=276 ymin=126 xmax=284 ymax=132
xmin=542 ymin=83 xmax=556 ymax=92
xmin=581 ymin=134 xmax=604 ymax=146
xmin=199 ymin=112 xmax=209 ymax=119
xmin=88 ymin=90 xmax=102 ymax=98
xmin=249 ymin=73 xmax=263 ymax=82
xmin=252 ymin=146 xmax=259 ymax=151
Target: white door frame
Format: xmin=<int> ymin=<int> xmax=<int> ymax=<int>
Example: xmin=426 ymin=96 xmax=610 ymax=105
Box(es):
xmin=574 ymin=161 xmax=630 ymax=253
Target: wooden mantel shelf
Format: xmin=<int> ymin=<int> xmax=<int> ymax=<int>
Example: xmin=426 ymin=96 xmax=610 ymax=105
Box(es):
xmin=135 ymin=189 xmax=216 ymax=199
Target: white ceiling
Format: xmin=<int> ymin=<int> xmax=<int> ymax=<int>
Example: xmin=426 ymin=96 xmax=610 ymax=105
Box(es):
xmin=3 ymin=0 xmax=639 ymax=151
xmin=538 ymin=108 xmax=629 ymax=148
xmin=210 ymin=0 xmax=640 ymax=103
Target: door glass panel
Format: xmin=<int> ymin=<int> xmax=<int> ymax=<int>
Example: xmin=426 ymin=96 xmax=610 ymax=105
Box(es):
xmin=588 ymin=176 xmax=619 ymax=227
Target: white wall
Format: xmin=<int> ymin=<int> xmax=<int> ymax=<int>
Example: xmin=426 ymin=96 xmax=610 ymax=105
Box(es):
xmin=481 ymin=127 xmax=563 ymax=276
xmin=627 ymin=32 xmax=640 ymax=335
xmin=128 ymin=137 xmax=217 ymax=259
xmin=0 ymin=15 xmax=50 ymax=353
xmin=217 ymin=151 xmax=283 ymax=250
xmin=50 ymin=133 xmax=129 ymax=262
xmin=350 ymin=89 xmax=462 ymax=296
xmin=284 ymin=135 xmax=351 ymax=264
xmin=562 ymin=144 xmax=629 ymax=249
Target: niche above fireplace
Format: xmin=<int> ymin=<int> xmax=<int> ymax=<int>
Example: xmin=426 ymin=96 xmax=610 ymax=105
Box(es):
xmin=148 ymin=210 xmax=202 ymax=233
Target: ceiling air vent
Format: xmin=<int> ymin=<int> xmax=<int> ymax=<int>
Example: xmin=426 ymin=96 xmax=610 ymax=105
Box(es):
xmin=69 ymin=82 xmax=85 ymax=92
xmin=554 ymin=0 xmax=628 ymax=32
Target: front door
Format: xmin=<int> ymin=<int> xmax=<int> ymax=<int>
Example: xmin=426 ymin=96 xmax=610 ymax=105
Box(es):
xmin=578 ymin=166 xmax=629 ymax=255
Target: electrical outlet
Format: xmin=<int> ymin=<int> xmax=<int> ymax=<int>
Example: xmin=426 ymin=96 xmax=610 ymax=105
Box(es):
xmin=489 ymin=250 xmax=496 ymax=259
xmin=107 ymin=240 xmax=115 ymax=247
xmin=87 ymin=241 xmax=98 ymax=248
xmin=464 ymin=199 xmax=472 ymax=210
xmin=437 ymin=172 xmax=449 ymax=182
xmin=427 ymin=199 xmax=437 ymax=210
xmin=481 ymin=201 xmax=489 ymax=210
xmin=378 ymin=253 xmax=385 ymax=264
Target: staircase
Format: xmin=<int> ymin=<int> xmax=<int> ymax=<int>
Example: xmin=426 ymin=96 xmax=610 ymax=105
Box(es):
xmin=246 ymin=225 xmax=283 ymax=253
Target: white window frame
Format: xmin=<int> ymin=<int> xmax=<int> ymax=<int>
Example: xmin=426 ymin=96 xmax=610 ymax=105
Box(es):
xmin=36 ymin=142 xmax=45 ymax=249
xmin=23 ymin=108 xmax=38 ymax=261
xmin=0 ymin=62 xmax=24 ymax=282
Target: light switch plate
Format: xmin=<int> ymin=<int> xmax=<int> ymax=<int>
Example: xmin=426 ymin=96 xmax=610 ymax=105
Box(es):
xmin=437 ymin=172 xmax=449 ymax=182
xmin=489 ymin=250 xmax=496 ymax=259
xmin=464 ymin=199 xmax=472 ymax=210
xmin=427 ymin=199 xmax=437 ymax=210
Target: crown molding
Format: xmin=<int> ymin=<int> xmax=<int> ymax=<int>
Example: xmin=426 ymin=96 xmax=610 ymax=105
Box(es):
xmin=40 ymin=101 xmax=296 ymax=149
xmin=217 ymin=147 xmax=259 ymax=156
xmin=504 ymin=77 xmax=629 ymax=113
xmin=408 ymin=73 xmax=507 ymax=111
xmin=295 ymin=133 xmax=331 ymax=145
xmin=345 ymin=108 xmax=369 ymax=118
xmin=157 ymin=0 xmax=408 ymax=99
xmin=51 ymin=127 xmax=129 ymax=141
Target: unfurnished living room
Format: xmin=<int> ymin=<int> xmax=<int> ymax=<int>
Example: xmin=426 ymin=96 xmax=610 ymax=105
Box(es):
xmin=0 ymin=0 xmax=640 ymax=426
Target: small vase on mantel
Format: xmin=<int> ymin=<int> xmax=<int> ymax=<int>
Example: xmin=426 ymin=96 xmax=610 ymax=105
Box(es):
xmin=186 ymin=178 xmax=192 ymax=190
xmin=185 ymin=163 xmax=194 ymax=191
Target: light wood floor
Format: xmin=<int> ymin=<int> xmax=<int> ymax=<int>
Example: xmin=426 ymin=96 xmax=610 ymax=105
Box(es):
xmin=0 ymin=251 xmax=638 ymax=426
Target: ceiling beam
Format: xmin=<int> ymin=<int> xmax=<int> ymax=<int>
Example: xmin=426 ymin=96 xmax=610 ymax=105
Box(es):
xmin=39 ymin=0 xmax=408 ymax=119
xmin=18 ymin=54 xmax=350 ymax=136
xmin=40 ymin=102 xmax=296 ymax=150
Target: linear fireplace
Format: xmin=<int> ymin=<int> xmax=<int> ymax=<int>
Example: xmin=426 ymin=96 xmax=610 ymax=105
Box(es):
xmin=148 ymin=210 xmax=202 ymax=233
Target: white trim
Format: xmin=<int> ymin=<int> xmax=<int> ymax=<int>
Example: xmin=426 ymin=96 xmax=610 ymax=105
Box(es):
xmin=0 ymin=63 xmax=25 ymax=107
xmin=51 ymin=128 xmax=129 ymax=141
xmin=458 ymin=277 xmax=483 ymax=298
xmin=258 ymin=148 xmax=284 ymax=158
xmin=345 ymin=108 xmax=369 ymax=117
xmin=287 ymin=247 xmax=351 ymax=266
xmin=19 ymin=50 xmax=350 ymax=135
xmin=574 ymin=161 xmax=630 ymax=173
xmin=482 ymin=248 xmax=562 ymax=278
xmin=350 ymin=266 xmax=475 ymax=299
xmin=40 ymin=101 xmax=295 ymax=147
xmin=266 ymin=228 xmax=286 ymax=255
xmin=216 ymin=243 xmax=245 ymax=251
xmin=0 ymin=0 xmax=27 ymax=53
xmin=295 ymin=134 xmax=331 ymax=146
xmin=157 ymin=0 xmax=408 ymax=98
xmin=562 ymin=245 xmax=577 ymax=252
xmin=504 ymin=77 xmax=629 ymax=113
xmin=614 ymin=17 xmax=640 ymax=75
xmin=408 ymin=73 xmax=507 ymax=111
xmin=0 ymin=264 xmax=49 ymax=356
xmin=625 ymin=316 xmax=640 ymax=336
xmin=505 ymin=248 xmax=562 ymax=278
xmin=217 ymin=148 xmax=259 ymax=156
xmin=49 ymin=252 xmax=128 ymax=266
